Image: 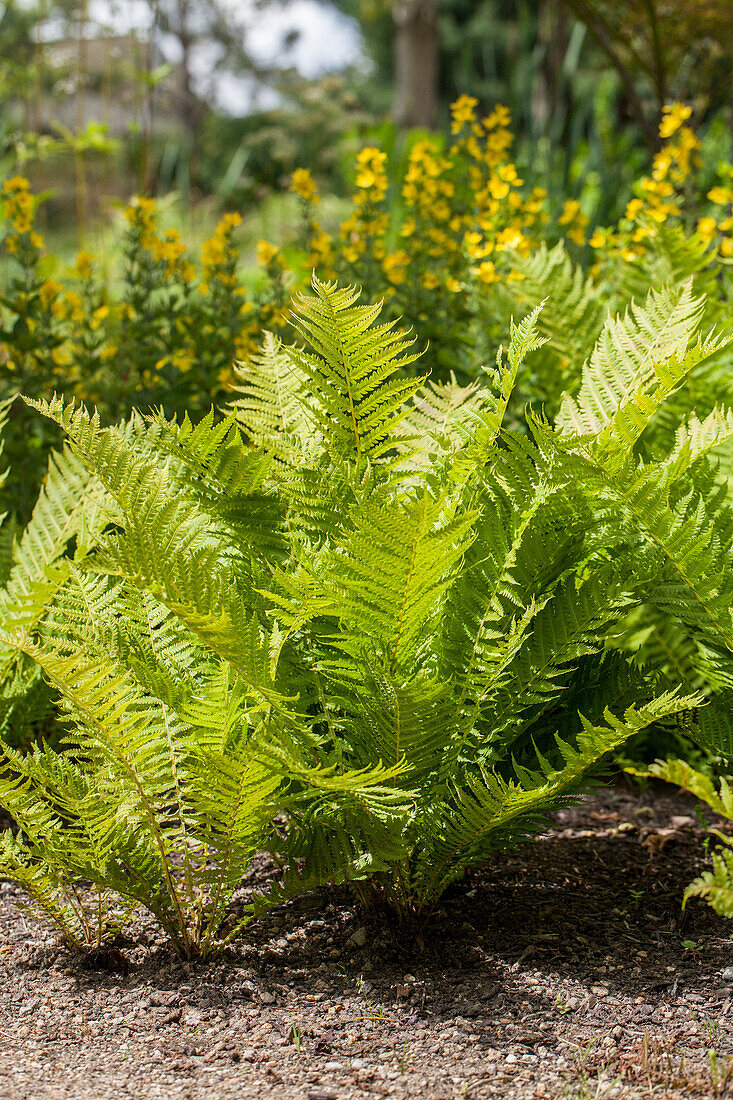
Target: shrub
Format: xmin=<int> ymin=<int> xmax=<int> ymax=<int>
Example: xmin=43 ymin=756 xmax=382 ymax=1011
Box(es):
xmin=0 ymin=180 xmax=290 ymax=518
xmin=288 ymin=99 xmax=733 ymax=393
xmin=4 ymin=275 xmax=730 ymax=948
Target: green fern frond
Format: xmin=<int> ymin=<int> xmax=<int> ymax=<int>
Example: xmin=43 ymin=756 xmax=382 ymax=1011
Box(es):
xmin=230 ymin=332 xmax=311 ymax=464
xmin=287 ymin=276 xmax=426 ymax=461
xmin=410 ymin=691 xmax=699 ymax=907
xmin=556 ymin=281 xmax=714 ymax=440
xmin=507 ymin=242 xmax=606 ymax=368
xmin=317 ymin=490 xmax=476 ymax=674
xmin=637 ymin=757 xmax=733 ymax=919
xmin=0 ymin=443 xmax=106 ymax=643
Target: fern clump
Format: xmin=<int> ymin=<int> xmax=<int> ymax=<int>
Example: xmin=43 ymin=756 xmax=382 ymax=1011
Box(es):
xmin=3 ymin=274 xmax=730 ymax=946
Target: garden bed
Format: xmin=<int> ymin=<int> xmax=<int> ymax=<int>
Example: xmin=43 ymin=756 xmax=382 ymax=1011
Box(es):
xmin=1 ymin=781 xmax=732 ymax=1099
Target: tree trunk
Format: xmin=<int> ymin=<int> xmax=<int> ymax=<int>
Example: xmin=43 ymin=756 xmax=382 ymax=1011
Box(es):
xmin=393 ymin=0 xmax=439 ymax=129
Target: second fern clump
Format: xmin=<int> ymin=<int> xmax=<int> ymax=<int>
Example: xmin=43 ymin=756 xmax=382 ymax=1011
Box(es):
xmin=0 ymin=274 xmax=730 ymax=953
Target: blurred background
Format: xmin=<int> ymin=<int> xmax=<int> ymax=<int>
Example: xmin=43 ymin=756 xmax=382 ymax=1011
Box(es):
xmin=2 ymin=0 xmax=732 ymax=249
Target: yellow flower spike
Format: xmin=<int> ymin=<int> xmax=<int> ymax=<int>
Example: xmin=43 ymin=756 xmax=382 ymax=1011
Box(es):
xmin=75 ymin=250 xmax=94 ymax=278
xmin=659 ymin=103 xmax=692 ymax=140
xmin=625 ymin=198 xmax=644 ymax=221
xmin=39 ymin=279 xmax=62 ymax=307
xmin=720 ymin=238 xmax=733 ymax=257
xmin=256 ymin=240 xmax=279 ymax=266
xmin=450 ymin=94 xmax=478 ymax=133
xmin=291 ymin=168 xmax=318 ymax=203
xmin=2 ymin=176 xmax=30 ymax=195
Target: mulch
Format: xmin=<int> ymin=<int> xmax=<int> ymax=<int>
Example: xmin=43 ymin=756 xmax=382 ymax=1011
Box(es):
xmin=2 ymin=779 xmax=732 ymax=1099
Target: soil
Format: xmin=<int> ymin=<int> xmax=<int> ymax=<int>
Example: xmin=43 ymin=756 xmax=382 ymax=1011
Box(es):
xmin=2 ymin=780 xmax=733 ymax=1100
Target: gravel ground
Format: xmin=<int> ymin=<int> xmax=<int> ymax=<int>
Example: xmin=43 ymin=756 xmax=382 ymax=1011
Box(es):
xmin=2 ymin=781 xmax=733 ymax=1099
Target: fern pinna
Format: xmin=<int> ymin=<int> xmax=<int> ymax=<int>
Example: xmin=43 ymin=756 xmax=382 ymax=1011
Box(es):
xmin=1 ymin=274 xmax=729 ymax=948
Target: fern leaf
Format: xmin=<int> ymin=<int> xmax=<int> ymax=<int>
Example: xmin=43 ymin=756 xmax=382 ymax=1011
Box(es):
xmin=287 ymin=276 xmax=426 ymax=461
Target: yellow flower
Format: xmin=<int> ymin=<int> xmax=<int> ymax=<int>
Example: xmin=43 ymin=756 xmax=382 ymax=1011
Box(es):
xmin=483 ymin=105 xmax=511 ymax=130
xmin=354 ymin=147 xmax=388 ymax=200
xmin=488 ymin=177 xmax=510 ymax=201
xmin=422 ymin=272 xmax=440 ymax=290
xmin=2 ymin=176 xmax=30 ymax=195
xmin=464 ymin=231 xmax=493 ymax=260
xmin=383 ymin=250 xmax=410 ymax=286
xmin=659 ymin=103 xmax=692 ymax=140
xmin=720 ymin=237 xmax=733 ymax=257
xmin=219 ymin=212 xmax=242 ymax=231
xmin=625 ymin=198 xmax=644 ymax=221
xmin=476 ymin=260 xmax=498 ymax=284
xmin=28 ymin=230 xmax=44 ymax=250
xmin=90 ymin=304 xmax=110 ymax=331
xmin=63 ymin=290 xmax=85 ymax=323
xmin=256 ymin=240 xmax=279 ymax=266
xmin=51 ymin=344 xmax=72 ymax=366
xmin=558 ymin=199 xmax=580 ymax=225
xmin=39 ymin=279 xmax=62 ymax=307
xmin=291 ymin=167 xmax=318 ymax=203
xmin=451 ymin=95 xmax=478 ymax=133
xmin=589 ymin=228 xmax=611 ymax=249
xmin=697 ymin=216 xmax=718 ymax=241
xmin=496 ymin=226 xmax=525 ymax=251
xmin=171 ymin=348 xmax=194 ymax=374
xmin=708 ymin=186 xmax=733 ymax=206
xmin=446 ymin=276 xmax=462 ymax=293
xmin=75 ymin=250 xmax=94 ymax=278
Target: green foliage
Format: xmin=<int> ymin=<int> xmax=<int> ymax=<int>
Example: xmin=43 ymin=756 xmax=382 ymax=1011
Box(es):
xmin=641 ymin=758 xmax=733 ymax=920
xmin=0 ymin=407 xmax=108 ymax=750
xmin=3 ymin=273 xmax=733 ymax=950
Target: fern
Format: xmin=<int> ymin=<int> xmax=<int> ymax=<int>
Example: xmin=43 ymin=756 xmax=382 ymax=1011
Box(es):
xmin=288 ymin=277 xmax=425 ymax=461
xmin=1 ymin=274 xmax=721 ymax=943
xmin=0 ymin=428 xmax=108 ymax=750
xmin=638 ymin=758 xmax=733 ymax=920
